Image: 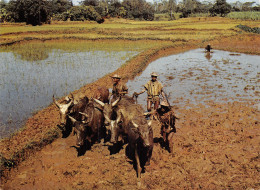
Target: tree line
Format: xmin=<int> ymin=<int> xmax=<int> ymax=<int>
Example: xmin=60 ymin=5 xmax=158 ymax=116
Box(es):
xmin=0 ymin=0 xmax=259 ymax=25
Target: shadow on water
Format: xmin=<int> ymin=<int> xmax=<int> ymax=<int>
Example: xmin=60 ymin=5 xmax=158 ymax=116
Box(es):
xmin=205 ymin=52 xmax=212 ymax=61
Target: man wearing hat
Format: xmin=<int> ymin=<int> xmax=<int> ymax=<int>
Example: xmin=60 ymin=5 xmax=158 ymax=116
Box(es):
xmin=134 ymin=72 xmax=166 ymax=112
xmin=111 ymin=74 xmax=128 ymax=102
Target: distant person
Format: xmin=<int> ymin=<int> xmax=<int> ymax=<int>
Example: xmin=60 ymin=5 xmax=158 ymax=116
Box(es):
xmin=110 ymin=74 xmax=128 ymax=102
xmin=134 ymin=72 xmax=166 ymax=112
xmin=205 ymin=44 xmax=212 ymax=52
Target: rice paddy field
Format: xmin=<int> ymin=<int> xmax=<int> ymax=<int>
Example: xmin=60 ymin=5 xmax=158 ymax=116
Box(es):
xmin=0 ymin=17 xmax=260 ymax=189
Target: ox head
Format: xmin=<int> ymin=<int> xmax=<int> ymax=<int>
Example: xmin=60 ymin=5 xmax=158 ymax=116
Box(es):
xmin=93 ymin=97 xmax=120 ymax=126
xmin=69 ymin=113 xmax=89 ymax=147
xmin=53 ymin=94 xmax=74 ymax=127
xmin=131 ymin=119 xmax=152 ymax=147
xmin=110 ymin=112 xmax=123 ymax=144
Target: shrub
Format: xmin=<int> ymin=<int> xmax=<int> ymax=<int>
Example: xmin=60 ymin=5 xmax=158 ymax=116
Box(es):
xmin=236 ymin=24 xmax=260 ymax=34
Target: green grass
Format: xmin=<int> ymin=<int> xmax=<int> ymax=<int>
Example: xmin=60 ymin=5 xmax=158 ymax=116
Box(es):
xmin=227 ymin=11 xmax=260 ymax=20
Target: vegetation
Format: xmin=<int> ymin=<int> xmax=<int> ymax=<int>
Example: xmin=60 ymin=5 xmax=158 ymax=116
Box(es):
xmin=236 ymin=24 xmax=260 ymax=34
xmin=227 ymin=11 xmax=260 ymax=20
xmin=209 ymin=0 xmax=231 ymax=17
xmin=1 ymin=0 xmax=259 ymax=25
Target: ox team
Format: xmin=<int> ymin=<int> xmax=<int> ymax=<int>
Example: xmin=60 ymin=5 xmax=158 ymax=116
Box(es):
xmin=53 ymin=72 xmax=176 ymax=178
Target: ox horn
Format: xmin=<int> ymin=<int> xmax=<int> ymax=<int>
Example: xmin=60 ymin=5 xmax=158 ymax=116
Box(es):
xmin=143 ymin=110 xmax=156 ymax=116
xmin=53 ymin=95 xmax=61 ymax=108
xmin=132 ymin=121 xmax=139 ymax=128
xmin=116 ymin=112 xmax=122 ymax=123
xmin=68 ymin=115 xmax=77 ymax=124
xmin=93 ymin=98 xmax=105 ymax=107
xmin=148 ymin=120 xmax=152 ymax=126
xmin=143 ymin=112 xmax=151 ymax=116
xmin=67 ymin=97 xmax=73 ymax=107
xmin=112 ymin=97 xmax=121 ymax=107
xmin=79 ymin=112 xmax=89 ymax=118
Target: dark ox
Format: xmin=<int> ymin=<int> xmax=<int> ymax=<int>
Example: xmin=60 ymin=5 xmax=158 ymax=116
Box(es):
xmin=127 ymin=116 xmax=153 ymax=178
xmin=93 ymin=86 xmax=109 ymax=104
xmin=109 ymin=103 xmax=145 ymax=144
xmin=53 ymin=94 xmax=89 ymax=135
xmin=69 ymin=87 xmax=109 ymax=147
xmin=94 ymin=95 xmax=135 ymax=127
xmin=53 ymin=87 xmax=108 ymax=133
xmin=69 ymin=101 xmax=105 ymax=147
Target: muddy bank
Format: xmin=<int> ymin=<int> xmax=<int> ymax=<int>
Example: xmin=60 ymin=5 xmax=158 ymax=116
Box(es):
xmin=1 ymin=36 xmax=259 ymax=189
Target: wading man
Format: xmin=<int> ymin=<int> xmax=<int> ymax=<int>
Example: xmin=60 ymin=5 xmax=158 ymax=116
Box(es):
xmin=110 ymin=74 xmax=128 ymax=102
xmin=134 ymin=72 xmax=166 ymax=112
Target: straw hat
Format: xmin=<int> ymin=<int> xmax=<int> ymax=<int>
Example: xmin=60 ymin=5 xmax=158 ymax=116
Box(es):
xmin=111 ymin=74 xmax=121 ymax=79
xmin=151 ymin=72 xmax=158 ymax=77
xmin=160 ymin=99 xmax=169 ymax=107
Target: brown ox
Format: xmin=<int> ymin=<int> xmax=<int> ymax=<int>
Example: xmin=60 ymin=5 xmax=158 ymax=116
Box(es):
xmin=127 ymin=116 xmax=153 ymax=178
xmin=94 ymin=95 xmax=135 ymax=127
xmin=93 ymin=86 xmax=109 ymax=103
xmin=95 ymin=96 xmax=153 ymax=178
xmin=53 ymin=87 xmax=109 ymax=137
xmin=53 ymin=94 xmax=89 ymax=136
xmin=69 ymin=100 xmax=105 ymax=148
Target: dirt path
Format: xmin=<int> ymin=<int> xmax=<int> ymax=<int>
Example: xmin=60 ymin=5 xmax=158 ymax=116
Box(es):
xmin=2 ymin=102 xmax=259 ymax=189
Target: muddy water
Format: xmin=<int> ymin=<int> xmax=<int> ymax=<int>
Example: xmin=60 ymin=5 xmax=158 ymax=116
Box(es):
xmin=127 ymin=49 xmax=260 ymax=109
xmin=0 ymin=50 xmax=138 ymax=138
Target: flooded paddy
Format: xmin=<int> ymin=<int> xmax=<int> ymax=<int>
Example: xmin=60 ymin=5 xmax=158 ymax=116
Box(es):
xmin=0 ymin=44 xmax=139 ymax=138
xmin=127 ymin=48 xmax=259 ymax=109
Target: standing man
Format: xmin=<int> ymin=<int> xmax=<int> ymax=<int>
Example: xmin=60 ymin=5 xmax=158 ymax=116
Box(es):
xmin=134 ymin=72 xmax=166 ymax=112
xmin=111 ymin=74 xmax=128 ymax=102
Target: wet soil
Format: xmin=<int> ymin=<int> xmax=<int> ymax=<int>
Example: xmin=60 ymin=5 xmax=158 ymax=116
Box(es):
xmin=1 ymin=38 xmax=260 ymax=189
xmin=2 ymin=102 xmax=259 ymax=189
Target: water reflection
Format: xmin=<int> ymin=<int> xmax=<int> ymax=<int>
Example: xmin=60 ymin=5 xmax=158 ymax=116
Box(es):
xmin=205 ymin=52 xmax=212 ymax=61
xmin=127 ymin=49 xmax=260 ymax=109
xmin=0 ymin=49 xmax=139 ymax=138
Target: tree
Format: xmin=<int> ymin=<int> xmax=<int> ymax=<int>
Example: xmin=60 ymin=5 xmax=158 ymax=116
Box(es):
xmin=168 ymin=0 xmax=176 ymax=20
xmin=122 ymin=0 xmax=154 ymax=20
xmin=6 ymin=0 xmax=52 ymax=25
xmin=231 ymin=1 xmax=243 ymax=11
xmin=210 ymin=0 xmax=231 ymax=17
xmin=0 ymin=0 xmax=6 ymax=9
xmin=242 ymin=1 xmax=255 ymax=11
xmin=81 ymin=0 xmax=98 ymax=6
xmin=179 ymin=0 xmax=200 ymax=18
xmin=50 ymin=0 xmax=73 ymax=15
xmin=68 ymin=5 xmax=104 ymax=23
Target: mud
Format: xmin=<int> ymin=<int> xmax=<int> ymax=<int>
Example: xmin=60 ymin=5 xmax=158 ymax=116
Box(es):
xmin=2 ymin=102 xmax=259 ymax=189
xmin=1 ymin=39 xmax=260 ymax=189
